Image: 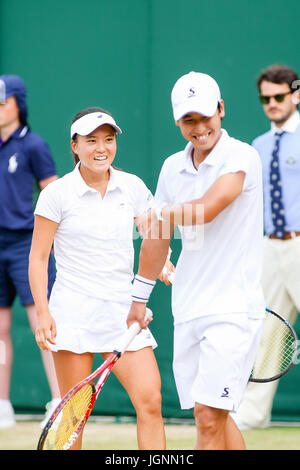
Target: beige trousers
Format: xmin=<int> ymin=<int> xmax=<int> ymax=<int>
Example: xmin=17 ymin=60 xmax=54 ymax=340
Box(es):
xmin=234 ymin=236 xmax=300 ymax=428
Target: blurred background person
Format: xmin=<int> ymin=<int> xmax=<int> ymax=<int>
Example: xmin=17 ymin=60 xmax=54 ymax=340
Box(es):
xmin=0 ymin=74 xmax=60 ymax=428
xmin=234 ymin=64 xmax=300 ymax=429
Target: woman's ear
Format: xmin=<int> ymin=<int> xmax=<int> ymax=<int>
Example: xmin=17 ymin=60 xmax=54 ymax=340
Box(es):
xmin=70 ymin=138 xmax=78 ymax=156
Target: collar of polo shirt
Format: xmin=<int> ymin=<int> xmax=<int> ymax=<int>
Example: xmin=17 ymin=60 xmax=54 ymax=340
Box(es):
xmin=74 ymin=163 xmax=122 ymax=197
xmin=180 ymin=129 xmax=229 ymax=174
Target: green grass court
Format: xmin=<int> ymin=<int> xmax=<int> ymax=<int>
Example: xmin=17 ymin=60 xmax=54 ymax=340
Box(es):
xmin=0 ymin=417 xmax=299 ymax=450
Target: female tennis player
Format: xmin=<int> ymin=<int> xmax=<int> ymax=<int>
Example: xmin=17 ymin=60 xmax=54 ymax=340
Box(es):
xmin=28 ymin=107 xmax=169 ymax=450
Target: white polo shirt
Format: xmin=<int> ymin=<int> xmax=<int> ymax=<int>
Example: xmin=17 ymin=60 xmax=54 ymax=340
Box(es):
xmin=155 ymin=129 xmax=266 ymax=324
xmin=34 ymin=164 xmax=153 ymax=304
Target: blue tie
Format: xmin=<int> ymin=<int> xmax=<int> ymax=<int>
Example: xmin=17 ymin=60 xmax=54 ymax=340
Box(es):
xmin=270 ymin=132 xmax=286 ymax=238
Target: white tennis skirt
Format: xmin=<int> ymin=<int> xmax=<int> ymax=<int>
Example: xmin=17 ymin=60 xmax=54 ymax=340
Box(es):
xmin=48 ymin=282 xmax=157 ymax=354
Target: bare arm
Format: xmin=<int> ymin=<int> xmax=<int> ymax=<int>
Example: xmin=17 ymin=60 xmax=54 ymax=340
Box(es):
xmin=28 ymin=215 xmax=59 ymax=350
xmin=127 ymin=222 xmax=174 ymax=329
xmin=161 ymin=172 xmax=245 ymax=225
xmin=135 ymin=214 xmax=175 ymax=286
xmin=38 ymin=175 xmax=58 ymax=190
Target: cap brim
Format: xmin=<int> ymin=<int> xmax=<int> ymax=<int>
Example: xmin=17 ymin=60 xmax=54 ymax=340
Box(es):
xmin=75 ymin=122 xmax=122 ymax=136
xmin=174 ymin=100 xmax=218 ymax=121
xmin=70 ymin=112 xmax=122 ymax=138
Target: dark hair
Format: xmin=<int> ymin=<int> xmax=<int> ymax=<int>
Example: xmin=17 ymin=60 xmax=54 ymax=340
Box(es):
xmin=71 ymin=107 xmax=114 ymax=165
xmin=257 ymin=64 xmax=299 ymax=92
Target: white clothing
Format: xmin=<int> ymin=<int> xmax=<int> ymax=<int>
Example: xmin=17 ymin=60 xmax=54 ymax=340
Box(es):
xmin=49 ymin=283 xmax=157 ymax=354
xmin=0 ymin=400 xmax=15 ymax=429
xmin=173 ymin=314 xmax=263 ymax=410
xmin=34 ymin=164 xmax=156 ymax=354
xmin=35 ymin=164 xmax=153 ymax=304
xmin=155 ymin=129 xmax=266 ymax=324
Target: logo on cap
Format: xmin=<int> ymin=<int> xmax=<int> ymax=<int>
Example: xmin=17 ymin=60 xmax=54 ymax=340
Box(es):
xmin=188 ymin=87 xmax=195 ymax=98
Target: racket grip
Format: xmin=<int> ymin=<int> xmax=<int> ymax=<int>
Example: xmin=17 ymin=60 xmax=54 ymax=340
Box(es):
xmin=117 ymin=308 xmax=153 ymax=355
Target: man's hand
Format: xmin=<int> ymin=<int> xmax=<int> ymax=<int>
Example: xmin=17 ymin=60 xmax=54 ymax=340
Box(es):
xmin=159 ymin=259 xmax=175 ymax=286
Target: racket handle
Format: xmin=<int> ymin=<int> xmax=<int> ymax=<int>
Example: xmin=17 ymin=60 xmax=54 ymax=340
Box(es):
xmin=116 ymin=308 xmax=153 ymax=355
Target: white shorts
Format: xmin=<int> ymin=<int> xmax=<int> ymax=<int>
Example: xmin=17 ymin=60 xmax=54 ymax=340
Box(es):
xmin=173 ymin=313 xmax=263 ymax=411
xmin=48 ymin=282 xmax=157 ymax=354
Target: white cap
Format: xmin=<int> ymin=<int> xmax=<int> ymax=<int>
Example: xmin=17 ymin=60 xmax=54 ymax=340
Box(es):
xmin=70 ymin=111 xmax=122 ymax=138
xmin=171 ymin=71 xmax=221 ymax=121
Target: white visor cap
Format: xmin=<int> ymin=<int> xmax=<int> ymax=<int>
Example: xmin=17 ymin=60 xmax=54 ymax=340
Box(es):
xmin=171 ymin=71 xmax=221 ymax=121
xmin=71 ymin=112 xmax=122 ymax=138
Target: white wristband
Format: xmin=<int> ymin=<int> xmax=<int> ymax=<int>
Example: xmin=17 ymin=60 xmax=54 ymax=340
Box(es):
xmin=132 ymin=275 xmax=156 ymax=303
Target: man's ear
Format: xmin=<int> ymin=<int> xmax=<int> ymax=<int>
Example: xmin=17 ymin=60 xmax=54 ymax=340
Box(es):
xmin=218 ymin=99 xmax=225 ymax=119
xmin=292 ymin=90 xmax=300 ymax=106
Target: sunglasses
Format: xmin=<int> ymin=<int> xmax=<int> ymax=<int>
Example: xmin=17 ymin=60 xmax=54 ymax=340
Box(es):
xmin=259 ymin=91 xmax=292 ymax=105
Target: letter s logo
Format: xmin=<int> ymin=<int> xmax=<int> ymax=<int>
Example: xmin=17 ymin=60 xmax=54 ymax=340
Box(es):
xmin=221 ymin=387 xmax=229 ymax=397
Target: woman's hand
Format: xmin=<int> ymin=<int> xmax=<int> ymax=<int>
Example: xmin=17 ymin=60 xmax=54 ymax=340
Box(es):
xmin=35 ymin=312 xmax=57 ymax=351
xmin=127 ymin=302 xmax=151 ymax=330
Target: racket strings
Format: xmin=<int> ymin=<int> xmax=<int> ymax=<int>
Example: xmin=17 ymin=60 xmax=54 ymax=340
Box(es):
xmin=250 ymin=315 xmax=296 ymax=380
xmin=43 ymin=382 xmax=95 ymax=450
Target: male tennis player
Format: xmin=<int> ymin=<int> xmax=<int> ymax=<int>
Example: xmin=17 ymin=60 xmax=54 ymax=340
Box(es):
xmin=127 ymin=71 xmax=266 ymax=450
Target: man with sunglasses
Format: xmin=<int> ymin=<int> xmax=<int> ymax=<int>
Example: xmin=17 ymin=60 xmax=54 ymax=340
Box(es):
xmin=234 ymin=64 xmax=300 ymax=430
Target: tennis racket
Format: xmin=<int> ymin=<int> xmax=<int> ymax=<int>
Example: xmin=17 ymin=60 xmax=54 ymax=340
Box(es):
xmin=37 ymin=308 xmax=153 ymax=450
xmin=166 ymin=274 xmax=298 ymax=384
xmin=249 ymin=307 xmax=298 ymax=383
